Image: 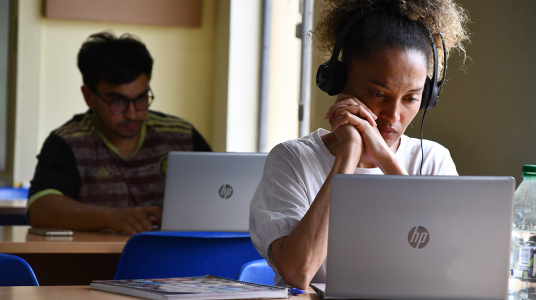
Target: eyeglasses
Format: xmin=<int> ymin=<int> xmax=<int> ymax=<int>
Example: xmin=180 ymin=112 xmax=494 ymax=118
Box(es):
xmin=91 ymin=87 xmax=155 ymax=115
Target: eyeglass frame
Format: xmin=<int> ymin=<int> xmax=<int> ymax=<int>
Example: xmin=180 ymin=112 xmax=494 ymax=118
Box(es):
xmin=90 ymin=86 xmax=155 ymax=115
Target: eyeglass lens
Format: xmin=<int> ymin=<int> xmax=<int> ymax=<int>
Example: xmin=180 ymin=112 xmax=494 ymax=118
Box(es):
xmin=109 ymin=93 xmax=153 ymax=114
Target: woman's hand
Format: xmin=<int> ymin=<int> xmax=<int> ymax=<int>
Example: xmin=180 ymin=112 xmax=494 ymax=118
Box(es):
xmin=326 ymin=94 xmax=374 ymax=148
xmin=326 ymin=94 xmax=398 ymax=171
xmin=326 ymin=94 xmax=377 ymax=128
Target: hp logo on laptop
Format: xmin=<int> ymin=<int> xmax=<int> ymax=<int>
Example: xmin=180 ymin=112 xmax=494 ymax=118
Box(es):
xmin=218 ymin=184 xmax=233 ymax=199
xmin=408 ymin=226 xmax=430 ymax=249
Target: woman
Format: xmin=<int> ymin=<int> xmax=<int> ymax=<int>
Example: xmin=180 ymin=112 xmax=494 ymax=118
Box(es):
xmin=249 ymin=0 xmax=470 ymax=289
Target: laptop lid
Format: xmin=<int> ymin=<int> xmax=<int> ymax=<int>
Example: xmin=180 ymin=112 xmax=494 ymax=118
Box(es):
xmin=326 ymin=175 xmax=514 ymax=300
xmin=161 ymin=152 xmax=267 ymax=232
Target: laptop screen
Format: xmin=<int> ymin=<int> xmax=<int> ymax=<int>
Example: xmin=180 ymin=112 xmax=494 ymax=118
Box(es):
xmin=325 ymin=175 xmax=514 ymax=300
xmin=161 ymin=152 xmax=267 ymax=232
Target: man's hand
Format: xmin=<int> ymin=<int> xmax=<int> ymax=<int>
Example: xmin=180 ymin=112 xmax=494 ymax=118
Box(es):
xmin=106 ymin=206 xmax=162 ymax=236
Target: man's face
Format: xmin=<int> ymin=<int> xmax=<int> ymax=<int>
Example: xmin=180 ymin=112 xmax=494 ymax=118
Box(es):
xmin=84 ymin=74 xmax=150 ymax=141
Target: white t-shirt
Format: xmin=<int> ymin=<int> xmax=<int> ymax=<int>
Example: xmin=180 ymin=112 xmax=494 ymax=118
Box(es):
xmin=249 ymin=129 xmax=458 ymax=286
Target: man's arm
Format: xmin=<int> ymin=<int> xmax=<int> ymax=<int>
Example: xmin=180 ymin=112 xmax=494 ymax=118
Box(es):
xmin=27 ymin=132 xmax=160 ymax=235
xmin=192 ymin=127 xmax=212 ymax=152
xmin=28 ymin=194 xmax=161 ymax=236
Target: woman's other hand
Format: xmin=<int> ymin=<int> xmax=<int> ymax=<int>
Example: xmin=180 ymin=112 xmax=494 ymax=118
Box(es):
xmin=325 ymin=93 xmax=376 ymax=128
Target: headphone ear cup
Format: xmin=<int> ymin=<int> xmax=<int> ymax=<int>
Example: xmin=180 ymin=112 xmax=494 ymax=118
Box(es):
xmin=316 ymin=62 xmax=331 ymax=93
xmin=327 ymin=61 xmax=347 ymax=96
xmin=420 ymin=76 xmax=432 ymax=110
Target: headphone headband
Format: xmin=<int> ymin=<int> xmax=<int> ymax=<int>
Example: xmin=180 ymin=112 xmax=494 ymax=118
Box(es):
xmin=330 ymin=8 xmax=379 ymax=66
xmin=317 ymin=8 xmax=379 ymax=96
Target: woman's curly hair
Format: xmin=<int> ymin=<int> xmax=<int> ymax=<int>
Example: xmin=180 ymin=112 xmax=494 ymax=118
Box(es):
xmin=314 ymin=0 xmax=470 ymax=73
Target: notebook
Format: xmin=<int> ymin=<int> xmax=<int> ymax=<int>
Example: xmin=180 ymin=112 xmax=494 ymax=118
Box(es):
xmin=312 ymin=175 xmax=515 ymax=300
xmin=161 ymin=152 xmax=267 ymax=232
xmin=91 ymin=275 xmax=289 ymax=300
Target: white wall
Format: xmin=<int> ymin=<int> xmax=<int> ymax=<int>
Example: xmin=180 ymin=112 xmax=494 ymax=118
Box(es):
xmin=14 ymin=0 xmax=41 ymax=186
xmin=225 ymin=0 xmax=262 ymax=152
xmin=266 ymin=0 xmax=301 ymax=149
xmin=214 ymin=0 xmax=301 ymax=152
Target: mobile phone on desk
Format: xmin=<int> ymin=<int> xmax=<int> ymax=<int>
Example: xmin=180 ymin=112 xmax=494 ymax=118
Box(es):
xmin=28 ymin=228 xmax=74 ymax=236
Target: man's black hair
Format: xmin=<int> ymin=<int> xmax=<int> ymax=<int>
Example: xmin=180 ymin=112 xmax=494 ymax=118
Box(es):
xmin=77 ymin=32 xmax=153 ymax=90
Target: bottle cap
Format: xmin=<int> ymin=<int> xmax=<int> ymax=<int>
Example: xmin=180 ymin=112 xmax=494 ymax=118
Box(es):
xmin=522 ymin=165 xmax=536 ymax=177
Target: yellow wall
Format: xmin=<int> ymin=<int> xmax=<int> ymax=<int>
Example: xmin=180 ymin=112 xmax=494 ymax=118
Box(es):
xmin=38 ymin=1 xmax=216 ymax=150
xmin=225 ymin=0 xmax=261 ymax=152
xmin=15 ymin=0 xmax=219 ymax=183
xmin=16 ymin=0 xmax=272 ymax=183
xmin=309 ymin=1 xmax=332 ymax=137
xmin=210 ymin=0 xmax=230 ymax=152
xmin=14 ymin=0 xmax=305 ymax=184
xmin=403 ymin=0 xmax=536 ymax=184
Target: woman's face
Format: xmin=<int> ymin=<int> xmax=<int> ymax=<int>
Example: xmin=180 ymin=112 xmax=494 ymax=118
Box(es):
xmin=342 ymin=47 xmax=428 ymax=148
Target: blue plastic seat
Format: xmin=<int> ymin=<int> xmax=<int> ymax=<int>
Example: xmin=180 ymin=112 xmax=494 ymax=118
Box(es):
xmin=0 ymin=253 xmax=39 ymax=286
xmin=0 ymin=187 xmax=29 ymax=199
xmin=113 ymin=231 xmax=262 ymax=280
xmin=236 ymin=259 xmax=274 ymax=285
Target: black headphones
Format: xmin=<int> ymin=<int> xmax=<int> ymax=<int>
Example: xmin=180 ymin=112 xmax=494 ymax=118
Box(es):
xmin=316 ymin=8 xmax=447 ymax=111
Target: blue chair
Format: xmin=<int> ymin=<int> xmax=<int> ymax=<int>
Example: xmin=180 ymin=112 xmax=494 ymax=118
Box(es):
xmin=114 ymin=231 xmax=262 ymax=280
xmin=0 ymin=187 xmax=29 ymax=199
xmin=236 ymin=259 xmax=274 ymax=285
xmin=0 ymin=253 xmax=39 ymax=286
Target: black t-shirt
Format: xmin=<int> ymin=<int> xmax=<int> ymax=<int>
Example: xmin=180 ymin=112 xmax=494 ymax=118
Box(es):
xmin=29 ymin=115 xmax=211 ymax=202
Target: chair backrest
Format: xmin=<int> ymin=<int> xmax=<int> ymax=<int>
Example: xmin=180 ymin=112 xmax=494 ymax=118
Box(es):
xmin=0 ymin=187 xmax=29 ymax=199
xmin=236 ymin=259 xmax=274 ymax=285
xmin=114 ymin=231 xmax=262 ymax=280
xmin=0 ymin=253 xmax=39 ymax=286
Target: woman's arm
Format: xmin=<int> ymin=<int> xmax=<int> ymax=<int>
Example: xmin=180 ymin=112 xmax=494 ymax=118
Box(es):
xmin=270 ymin=126 xmax=362 ymax=289
xmin=270 ymin=94 xmax=408 ymax=289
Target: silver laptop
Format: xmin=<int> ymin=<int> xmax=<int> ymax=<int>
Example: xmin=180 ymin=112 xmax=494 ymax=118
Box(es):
xmin=314 ymin=175 xmax=514 ymax=300
xmin=161 ymin=152 xmax=267 ymax=232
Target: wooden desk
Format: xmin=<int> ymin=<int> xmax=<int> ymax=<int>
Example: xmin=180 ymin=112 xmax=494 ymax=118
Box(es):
xmin=0 ymin=225 xmax=128 ymax=253
xmin=0 ymin=285 xmax=320 ymax=300
xmin=0 ymin=226 xmax=130 ymax=286
xmin=0 ymin=199 xmax=26 ymax=212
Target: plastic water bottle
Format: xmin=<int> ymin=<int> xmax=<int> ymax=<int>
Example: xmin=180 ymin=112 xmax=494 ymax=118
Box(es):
xmin=510 ymin=165 xmax=536 ymax=299
xmin=513 ymin=166 xmax=536 ymax=231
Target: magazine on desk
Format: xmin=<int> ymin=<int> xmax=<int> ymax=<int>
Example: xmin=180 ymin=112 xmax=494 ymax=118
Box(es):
xmin=91 ymin=275 xmax=290 ymax=300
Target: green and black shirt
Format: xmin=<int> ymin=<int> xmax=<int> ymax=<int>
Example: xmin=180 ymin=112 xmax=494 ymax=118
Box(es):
xmin=28 ymin=110 xmax=211 ymax=212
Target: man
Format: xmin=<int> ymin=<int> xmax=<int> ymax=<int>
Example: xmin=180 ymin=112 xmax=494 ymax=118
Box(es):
xmin=27 ymin=32 xmax=211 ymax=235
